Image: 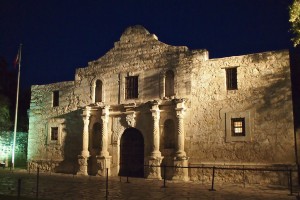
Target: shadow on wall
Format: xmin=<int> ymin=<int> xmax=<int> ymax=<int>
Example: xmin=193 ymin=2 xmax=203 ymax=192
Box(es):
xmin=54 ymin=109 xmax=83 ymax=174
xmin=247 ymin=59 xmax=293 ymax=122
xmin=243 ymin=54 xmax=295 ymax=164
xmin=290 ymin=47 xmax=300 ymax=132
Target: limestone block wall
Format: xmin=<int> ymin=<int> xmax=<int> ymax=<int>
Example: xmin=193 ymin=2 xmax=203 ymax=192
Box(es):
xmin=28 ymin=81 xmax=83 ymax=172
xmin=186 ymin=50 xmax=295 ymax=166
xmin=27 ymin=26 xmax=296 ymax=183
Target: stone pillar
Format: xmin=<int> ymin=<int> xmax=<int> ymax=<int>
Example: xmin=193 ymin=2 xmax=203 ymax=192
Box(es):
xmin=173 ymin=99 xmax=189 ymax=181
xmin=97 ymin=106 xmax=111 ymax=176
xmin=175 ymin=113 xmax=186 ymax=157
xmin=147 ymin=100 xmax=163 ymax=179
xmin=77 ymin=106 xmax=91 ymax=175
xmin=100 ymin=106 xmax=110 ymax=157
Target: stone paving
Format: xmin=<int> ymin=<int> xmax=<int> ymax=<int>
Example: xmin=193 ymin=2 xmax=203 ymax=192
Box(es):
xmin=0 ymin=169 xmax=298 ymax=200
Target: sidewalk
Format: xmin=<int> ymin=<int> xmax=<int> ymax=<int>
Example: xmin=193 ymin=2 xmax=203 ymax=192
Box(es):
xmin=0 ymin=169 xmax=297 ymax=200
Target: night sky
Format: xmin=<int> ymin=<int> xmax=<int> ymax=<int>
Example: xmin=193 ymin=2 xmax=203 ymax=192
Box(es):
xmin=0 ymin=0 xmax=293 ymax=89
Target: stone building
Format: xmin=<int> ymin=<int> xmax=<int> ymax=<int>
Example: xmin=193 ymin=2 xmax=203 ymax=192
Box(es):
xmin=28 ymin=25 xmax=296 ymax=183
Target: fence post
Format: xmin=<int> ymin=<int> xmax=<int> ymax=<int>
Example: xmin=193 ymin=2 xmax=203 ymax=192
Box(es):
xmin=36 ymin=167 xmax=39 ymax=199
xmin=162 ymin=164 xmax=167 ymax=188
xmin=105 ymin=168 xmax=109 ymax=199
xmin=201 ymin=164 xmax=204 ymax=185
xmin=289 ymin=169 xmax=293 ymax=196
xmin=209 ymin=166 xmax=216 ymax=191
xmin=17 ymin=178 xmax=21 ymax=198
xmin=243 ymin=165 xmax=245 ymax=188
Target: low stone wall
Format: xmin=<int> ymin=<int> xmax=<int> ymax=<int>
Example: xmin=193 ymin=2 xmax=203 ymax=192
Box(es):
xmin=28 ymin=159 xmax=79 ymax=174
xmin=28 ymin=160 xmax=61 ymax=173
xmin=189 ymin=163 xmax=297 ymax=186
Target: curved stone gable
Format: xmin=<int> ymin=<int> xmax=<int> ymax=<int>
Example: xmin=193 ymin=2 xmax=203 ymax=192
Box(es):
xmin=82 ymin=25 xmax=191 ymax=75
xmin=120 ymin=25 xmax=152 ymax=42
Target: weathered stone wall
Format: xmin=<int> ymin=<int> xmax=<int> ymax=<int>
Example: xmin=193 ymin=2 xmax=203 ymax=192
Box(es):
xmin=27 ymin=25 xmax=296 ymax=183
xmin=28 ymin=81 xmax=83 ymax=173
xmin=186 ymin=50 xmax=295 ymax=165
xmin=0 ymin=131 xmax=27 ymax=167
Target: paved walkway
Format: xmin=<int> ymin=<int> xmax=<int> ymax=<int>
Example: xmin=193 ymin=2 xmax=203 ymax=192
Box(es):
xmin=0 ymin=169 xmax=298 ymax=200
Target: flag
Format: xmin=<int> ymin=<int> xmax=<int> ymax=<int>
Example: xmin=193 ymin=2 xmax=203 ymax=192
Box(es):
xmin=13 ymin=47 xmax=21 ymax=68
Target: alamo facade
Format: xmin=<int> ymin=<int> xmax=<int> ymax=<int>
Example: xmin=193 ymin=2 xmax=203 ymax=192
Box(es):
xmin=28 ymin=25 xmax=296 ymax=184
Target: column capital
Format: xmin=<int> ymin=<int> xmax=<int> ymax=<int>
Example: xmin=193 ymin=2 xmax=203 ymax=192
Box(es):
xmin=174 ymin=98 xmax=187 ymax=108
xmin=174 ymin=98 xmax=187 ymax=117
xmin=82 ymin=106 xmax=91 ymax=118
xmin=151 ymin=109 xmax=160 ymax=118
xmin=102 ymin=105 xmax=110 ymax=115
xmin=150 ymin=100 xmax=161 ymax=118
xmin=150 ymin=100 xmax=161 ymax=109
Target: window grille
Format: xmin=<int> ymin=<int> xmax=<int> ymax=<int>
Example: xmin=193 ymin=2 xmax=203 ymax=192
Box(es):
xmin=125 ymin=76 xmax=138 ymax=99
xmin=231 ymin=118 xmax=245 ymax=136
xmin=51 ymin=127 xmax=58 ymax=140
xmin=53 ymin=91 xmax=59 ymax=107
xmin=226 ymin=68 xmax=237 ymax=90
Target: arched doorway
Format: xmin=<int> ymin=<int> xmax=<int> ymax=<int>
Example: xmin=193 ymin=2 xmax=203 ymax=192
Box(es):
xmin=119 ymin=128 xmax=144 ymax=177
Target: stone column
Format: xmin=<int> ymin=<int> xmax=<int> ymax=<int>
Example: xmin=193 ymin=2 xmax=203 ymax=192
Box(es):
xmin=77 ymin=106 xmax=91 ymax=175
xmin=100 ymin=106 xmax=110 ymax=157
xmin=173 ymin=99 xmax=189 ymax=181
xmin=96 ymin=106 xmax=111 ymax=176
xmin=147 ymin=100 xmax=163 ymax=179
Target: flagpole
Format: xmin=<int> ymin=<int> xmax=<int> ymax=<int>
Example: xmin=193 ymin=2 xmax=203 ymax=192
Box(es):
xmin=12 ymin=44 xmax=22 ymax=170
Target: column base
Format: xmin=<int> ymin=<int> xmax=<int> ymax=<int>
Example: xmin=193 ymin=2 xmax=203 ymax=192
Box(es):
xmin=147 ymin=156 xmax=164 ymax=180
xmin=96 ymin=156 xmax=112 ymax=176
xmin=175 ymin=150 xmax=186 ymax=158
xmin=172 ymin=156 xmax=189 ymax=181
xmin=77 ymin=155 xmax=89 ymax=176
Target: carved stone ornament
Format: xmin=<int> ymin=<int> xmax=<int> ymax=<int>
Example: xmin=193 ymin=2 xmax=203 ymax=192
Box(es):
xmin=174 ymin=163 xmax=183 ymax=174
xmin=126 ymin=112 xmax=136 ymax=127
xmin=112 ymin=117 xmax=125 ymax=144
xmin=96 ymin=159 xmax=104 ymax=170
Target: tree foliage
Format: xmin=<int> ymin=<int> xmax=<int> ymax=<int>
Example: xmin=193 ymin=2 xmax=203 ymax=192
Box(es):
xmin=0 ymin=95 xmax=11 ymax=131
xmin=289 ymin=0 xmax=300 ymax=47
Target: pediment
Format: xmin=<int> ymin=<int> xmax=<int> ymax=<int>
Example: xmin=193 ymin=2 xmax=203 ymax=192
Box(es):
xmin=119 ymin=25 xmax=157 ymax=43
xmin=84 ymin=25 xmax=189 ymax=74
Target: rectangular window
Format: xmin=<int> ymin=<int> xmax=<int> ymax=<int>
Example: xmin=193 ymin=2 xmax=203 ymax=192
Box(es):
xmin=226 ymin=68 xmax=237 ymax=90
xmin=53 ymin=90 xmax=59 ymax=107
xmin=51 ymin=127 xmax=58 ymax=140
xmin=231 ymin=118 xmax=245 ymax=136
xmin=125 ymin=76 xmax=138 ymax=99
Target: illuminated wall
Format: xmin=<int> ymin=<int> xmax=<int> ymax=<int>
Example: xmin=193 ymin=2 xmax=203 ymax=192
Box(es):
xmin=27 ymin=26 xmax=296 ymax=184
xmin=0 ymin=131 xmax=27 ymax=167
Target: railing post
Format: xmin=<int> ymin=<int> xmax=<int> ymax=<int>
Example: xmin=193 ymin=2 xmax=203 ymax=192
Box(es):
xmin=201 ymin=164 xmax=204 ymax=185
xmin=289 ymin=169 xmax=293 ymax=196
xmin=209 ymin=166 xmax=216 ymax=191
xmin=36 ymin=167 xmax=39 ymax=199
xmin=105 ymin=168 xmax=108 ymax=199
xmin=17 ymin=178 xmax=21 ymax=198
xmin=243 ymin=165 xmax=245 ymax=188
xmin=126 ymin=175 xmax=129 ymax=183
xmin=126 ymin=164 xmax=130 ymax=183
xmin=162 ymin=164 xmax=167 ymax=188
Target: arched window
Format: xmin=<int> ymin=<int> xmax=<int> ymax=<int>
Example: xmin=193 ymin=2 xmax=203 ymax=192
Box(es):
xmin=165 ymin=70 xmax=174 ymax=97
xmin=92 ymin=122 xmax=102 ymax=149
xmin=95 ymin=80 xmax=102 ymax=102
xmin=164 ymin=119 xmax=175 ymax=149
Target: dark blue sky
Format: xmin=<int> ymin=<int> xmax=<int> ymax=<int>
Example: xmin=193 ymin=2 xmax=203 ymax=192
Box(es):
xmin=0 ymin=0 xmax=293 ymax=88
